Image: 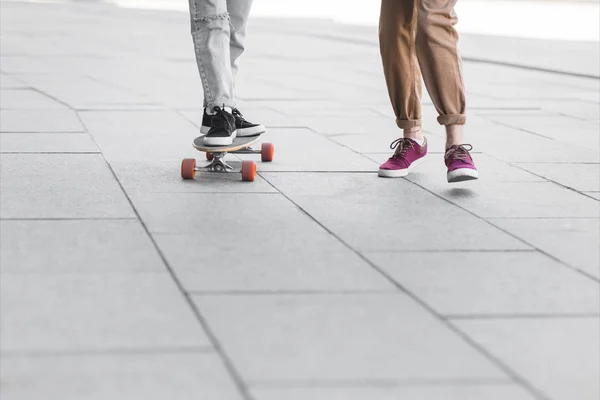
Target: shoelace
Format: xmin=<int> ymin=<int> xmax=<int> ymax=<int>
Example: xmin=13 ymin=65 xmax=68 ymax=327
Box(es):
xmin=389 ymin=138 xmax=415 ymax=159
xmin=211 ymin=106 xmax=230 ymax=130
xmin=232 ymin=108 xmax=244 ymax=120
xmin=445 ymin=144 xmax=473 ymax=161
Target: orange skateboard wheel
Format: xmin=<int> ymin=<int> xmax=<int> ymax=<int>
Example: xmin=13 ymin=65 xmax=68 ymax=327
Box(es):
xmin=241 ymin=160 xmax=256 ymax=182
xmin=181 ymin=158 xmax=196 ymax=180
xmin=206 ymin=152 xmax=214 ymax=161
xmin=261 ymin=142 xmax=274 ymax=162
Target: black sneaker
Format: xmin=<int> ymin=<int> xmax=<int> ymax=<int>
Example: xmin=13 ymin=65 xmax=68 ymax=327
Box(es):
xmin=232 ymin=108 xmax=266 ymax=137
xmin=200 ymin=108 xmax=214 ymax=135
xmin=201 ymin=108 xmax=265 ymax=137
xmin=202 ymin=106 xmax=237 ymax=146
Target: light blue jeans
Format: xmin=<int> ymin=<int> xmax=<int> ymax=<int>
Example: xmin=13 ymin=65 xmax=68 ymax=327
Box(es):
xmin=188 ymin=0 xmax=253 ymax=110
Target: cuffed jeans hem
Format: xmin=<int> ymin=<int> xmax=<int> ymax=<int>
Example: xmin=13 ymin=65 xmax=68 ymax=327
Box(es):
xmin=395 ymin=118 xmax=422 ymax=130
xmin=437 ymin=114 xmax=466 ymax=126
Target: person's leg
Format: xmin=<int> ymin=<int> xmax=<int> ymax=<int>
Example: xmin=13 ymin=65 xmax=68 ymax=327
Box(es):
xmin=188 ymin=0 xmax=238 ymax=145
xmin=415 ymin=0 xmax=477 ymax=182
xmin=378 ymin=0 xmax=428 ymax=178
xmin=379 ymin=0 xmax=423 ymax=135
xmin=415 ymin=0 xmax=466 ymax=141
xmin=212 ymin=0 xmax=266 ymax=137
xmin=227 ymin=0 xmax=253 ymax=84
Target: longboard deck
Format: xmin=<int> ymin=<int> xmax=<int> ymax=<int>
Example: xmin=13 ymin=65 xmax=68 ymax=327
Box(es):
xmin=193 ymin=134 xmax=261 ymax=153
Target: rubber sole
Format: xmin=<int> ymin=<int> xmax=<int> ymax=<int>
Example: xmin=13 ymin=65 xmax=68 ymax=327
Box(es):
xmin=201 ymin=125 xmax=265 ymax=137
xmin=202 ymin=130 xmax=238 ymax=146
xmin=378 ymin=157 xmax=426 ymax=178
xmin=447 ymin=168 xmax=479 ymax=183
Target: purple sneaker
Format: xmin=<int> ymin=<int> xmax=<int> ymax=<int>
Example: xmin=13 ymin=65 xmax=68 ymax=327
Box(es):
xmin=378 ymin=137 xmax=428 ymax=178
xmin=445 ymin=144 xmax=479 ymax=183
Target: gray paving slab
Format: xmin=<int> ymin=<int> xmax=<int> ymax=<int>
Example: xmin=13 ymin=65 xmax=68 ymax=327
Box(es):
xmin=482 ymin=115 xmax=600 ymax=153
xmin=261 ymin=170 xmax=422 ymax=197
xmin=0 ymin=220 xmax=165 ymax=273
xmin=332 ymin=132 xmax=448 ymax=154
xmin=452 ymin=97 xmax=542 ymax=110
xmin=472 ymin=125 xmax=600 ymax=164
xmin=268 ymin=105 xmax=383 ymax=118
xmin=0 ymin=88 xmax=68 ymax=109
xmin=298 ymin=116 xmax=398 ymax=136
xmin=540 ymin=100 xmax=600 ymax=121
xmin=235 ymin=128 xmax=377 ymax=172
xmin=585 ymin=192 xmax=600 ymax=200
xmin=258 ymin=100 xmax=368 ymax=116
xmin=154 ymin=231 xmax=394 ymax=292
xmin=491 ymin=218 xmax=600 ymax=279
xmin=0 ymin=132 xmax=99 ymax=153
xmin=109 ymin=159 xmax=277 ymax=194
xmin=478 ymin=100 xmax=599 ymax=122
xmin=77 ymin=110 xmax=198 ymax=161
xmin=2 ymin=57 xmax=119 ymax=76
xmin=514 ymin=162 xmax=600 ymax=192
xmin=409 ymin=181 xmax=599 ymax=219
xmin=0 ymin=154 xmax=134 ymax=219
xmin=473 ymin=110 xmax=555 ymax=118
xmin=193 ymin=294 xmax=506 ymax=382
xmin=456 ymin=318 xmax=600 ymax=400
xmin=251 ymin=385 xmax=536 ymax=400
xmin=0 ymin=273 xmax=211 ymax=352
xmin=130 ymin=192 xmax=309 ymax=234
xmin=179 ymin=107 xmax=306 ymax=129
xmin=366 ymin=251 xmax=600 ymax=316
xmin=474 ymin=79 xmax=598 ymax=101
xmin=130 ymin=192 xmax=423 ymax=292
xmin=0 ymin=75 xmax=27 ymax=89
xmin=0 ymin=57 xmax=40 ymax=74
xmin=262 ymin=173 xmax=530 ymax=252
xmin=1 ymin=352 xmax=242 ymax=400
xmin=0 ymin=109 xmax=85 ymax=132
xmin=10 ymin=75 xmax=156 ymax=108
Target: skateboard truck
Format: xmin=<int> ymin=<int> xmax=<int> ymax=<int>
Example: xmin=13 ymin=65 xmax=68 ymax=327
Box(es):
xmin=200 ymin=152 xmax=234 ymax=172
xmin=181 ymin=139 xmax=274 ymax=182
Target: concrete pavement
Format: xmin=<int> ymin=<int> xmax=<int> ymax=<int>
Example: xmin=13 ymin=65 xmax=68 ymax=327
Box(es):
xmin=1 ymin=1 xmax=599 ymax=400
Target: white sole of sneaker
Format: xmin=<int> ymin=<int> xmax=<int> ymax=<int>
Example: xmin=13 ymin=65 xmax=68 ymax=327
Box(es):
xmin=201 ymin=125 xmax=265 ymax=137
xmin=202 ymin=130 xmax=238 ymax=146
xmin=378 ymin=157 xmax=426 ymax=178
xmin=237 ymin=124 xmax=266 ymax=137
xmin=447 ymin=168 xmax=479 ymax=183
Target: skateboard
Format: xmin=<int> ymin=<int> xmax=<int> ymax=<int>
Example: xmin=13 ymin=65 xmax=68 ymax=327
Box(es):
xmin=180 ymin=134 xmax=274 ymax=182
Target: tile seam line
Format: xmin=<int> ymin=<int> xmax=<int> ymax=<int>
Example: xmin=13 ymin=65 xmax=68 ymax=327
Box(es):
xmin=399 ymin=147 xmax=600 ymax=281
xmin=246 ymin=377 xmax=515 ymax=389
xmin=447 ymin=313 xmax=600 ymax=320
xmin=0 ymin=131 xmax=87 ymax=134
xmin=500 ymin=156 xmax=600 ymax=201
xmin=1 ymin=152 xmax=102 ymax=155
xmin=0 ymin=217 xmax=138 ymax=221
xmin=0 ymin=346 xmax=215 ymax=358
xmin=404 ymin=176 xmax=600 ymax=284
xmin=73 ymin=111 xmax=256 ymax=400
xmin=483 ymin=118 xmax=555 ymax=139
xmin=257 ymin=173 xmax=549 ymax=400
xmin=189 ymin=290 xmax=401 ymax=296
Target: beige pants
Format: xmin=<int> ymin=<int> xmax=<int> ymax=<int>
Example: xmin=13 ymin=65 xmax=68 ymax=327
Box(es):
xmin=379 ymin=0 xmax=466 ymax=129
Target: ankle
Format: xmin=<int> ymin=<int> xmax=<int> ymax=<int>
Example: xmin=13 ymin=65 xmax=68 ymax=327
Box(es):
xmin=446 ymin=140 xmax=462 ymax=149
xmin=403 ymin=127 xmax=423 ymax=140
xmin=445 ymin=124 xmax=464 ymax=148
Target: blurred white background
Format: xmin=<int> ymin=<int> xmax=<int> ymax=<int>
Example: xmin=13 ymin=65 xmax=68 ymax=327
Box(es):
xmin=109 ymin=0 xmax=599 ymax=42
